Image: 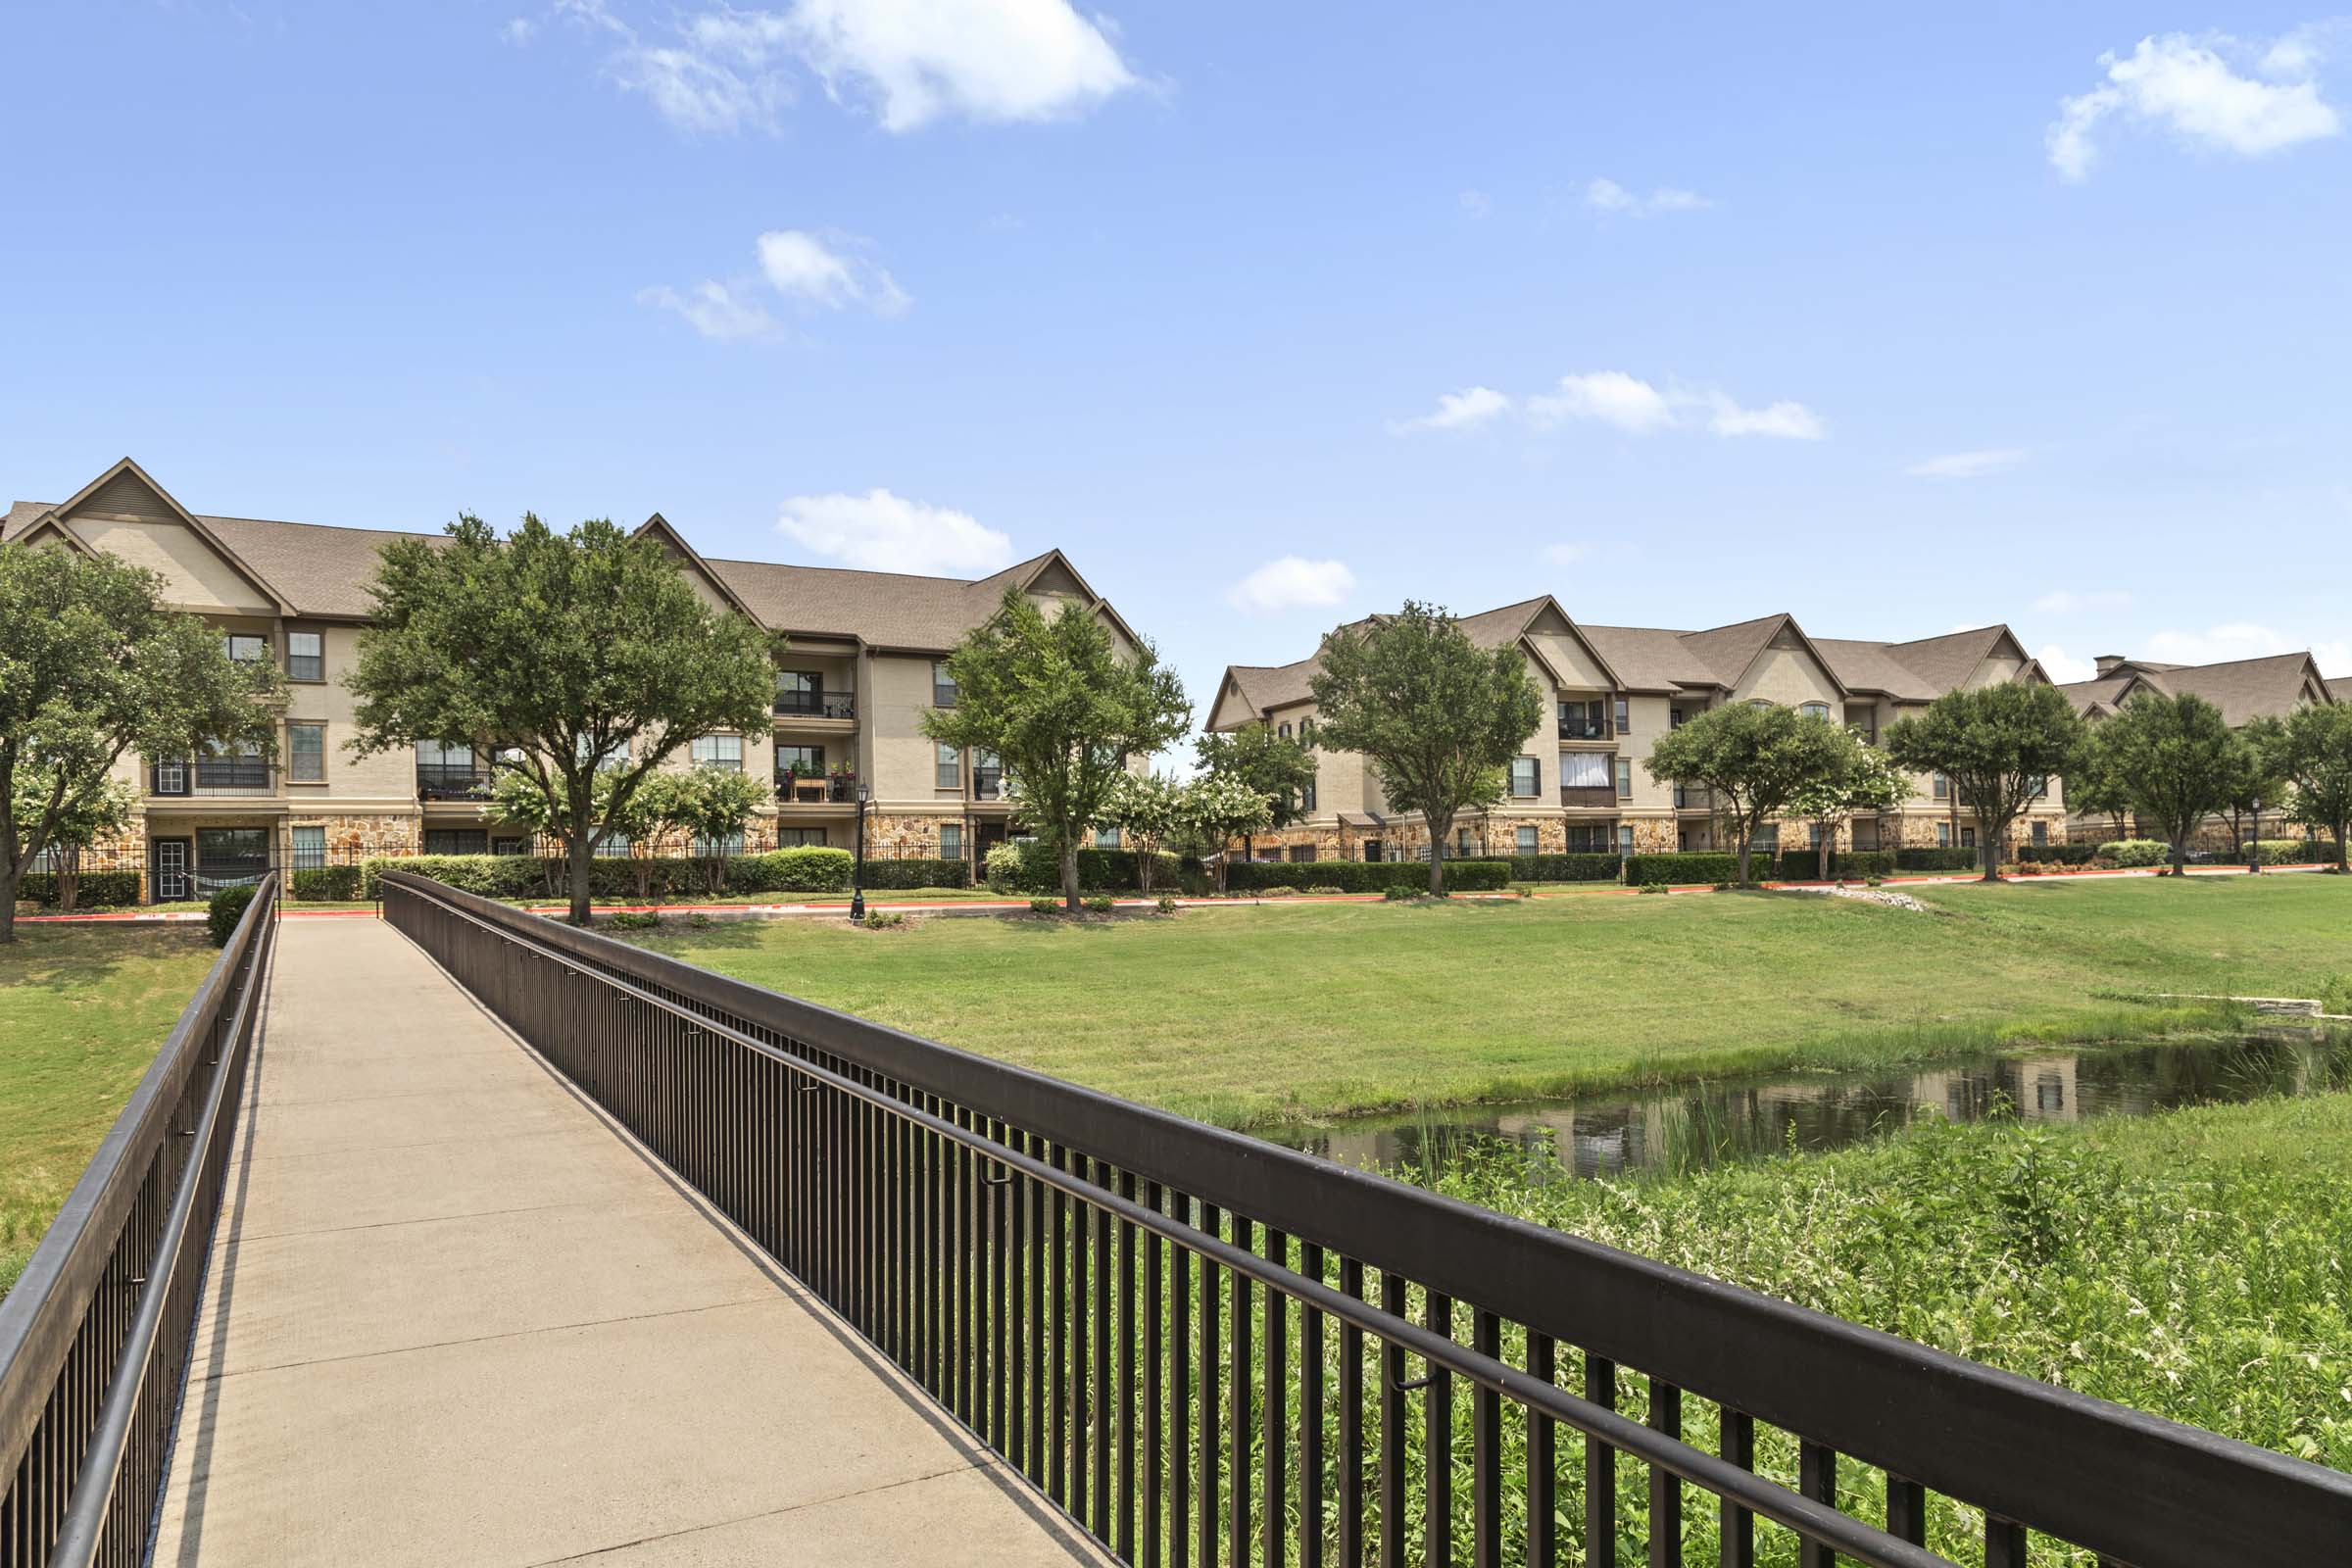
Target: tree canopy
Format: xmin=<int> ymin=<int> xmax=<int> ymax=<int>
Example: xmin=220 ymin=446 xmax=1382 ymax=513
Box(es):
xmin=1886 ymin=682 xmax=2083 ymax=880
xmin=1644 ymin=703 xmax=1855 ymax=886
xmin=1194 ymin=721 xmax=1317 ymax=853
xmin=346 ymin=514 xmax=776 ymax=922
xmin=1784 ymin=736 xmax=1913 ymax=880
xmin=922 ymin=587 xmax=1190 ymax=908
xmin=2259 ymin=702 xmax=2352 ymax=871
xmin=0 ymin=545 xmax=283 ymax=940
xmin=1101 ymin=770 xmax=1184 ymax=895
xmin=1307 ymin=603 xmax=1544 ymax=894
xmin=1176 ymin=771 xmax=1273 ymax=893
xmin=2093 ymin=691 xmax=2237 ymax=874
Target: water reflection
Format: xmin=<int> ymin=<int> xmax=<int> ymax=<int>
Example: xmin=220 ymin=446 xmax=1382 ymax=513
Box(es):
xmin=1268 ymin=1032 xmax=2352 ymax=1187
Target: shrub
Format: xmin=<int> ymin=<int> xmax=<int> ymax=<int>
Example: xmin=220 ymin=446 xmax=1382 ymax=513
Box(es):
xmin=1621 ymin=852 xmax=1744 ymax=886
xmin=1490 ymin=853 xmax=1623 ymax=884
xmin=605 ymin=910 xmax=660 ymax=931
xmin=2018 ymin=843 xmax=2099 ymax=865
xmin=2098 ymin=840 xmax=2168 ymax=868
xmin=1304 ymin=883 xmax=1347 ymax=895
xmin=984 ymin=842 xmax=1024 ymax=892
xmin=859 ymin=857 xmax=972 ymax=890
xmin=14 ymin=870 xmax=143 ymax=908
xmin=1637 ymin=879 xmax=1669 ymax=895
xmin=1082 ymin=894 xmax=1114 ymax=914
xmin=2252 ymin=838 xmax=2339 ymax=866
xmin=362 ymin=846 xmax=858 ymax=903
xmin=1155 ymin=895 xmax=1178 ymax=914
xmin=1892 ymin=848 xmax=1982 ymax=872
xmin=1774 ymin=849 xmax=1897 ymax=882
xmin=1381 ymin=884 xmax=1420 ymax=901
xmin=734 ymin=847 xmax=855 ymax=893
xmin=862 ymin=909 xmax=906 ymax=930
xmin=1005 ymin=842 xmax=1184 ymax=894
xmin=1223 ymin=858 xmax=1511 ymax=895
xmin=290 ymin=865 xmax=363 ymax=902
xmin=1258 ymin=885 xmax=1298 ymax=899
xmin=206 ymin=884 xmax=258 ymax=947
xmin=1028 ymin=897 xmax=1059 ymax=914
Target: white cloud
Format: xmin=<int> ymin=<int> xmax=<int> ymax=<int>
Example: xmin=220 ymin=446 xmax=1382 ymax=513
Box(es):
xmin=775 ymin=489 xmax=1013 ymax=574
xmin=1906 ymin=447 xmax=2030 ymax=479
xmin=1459 ymin=188 xmax=1492 ymax=218
xmin=2034 ymin=644 xmax=2098 ymax=684
xmin=2049 ymin=29 xmax=2342 ymax=181
xmin=1391 ymin=386 xmax=1510 ymax=434
xmin=1227 ymin=557 xmax=1356 ymax=613
xmin=636 ymin=280 xmax=776 ymax=339
xmin=757 ymin=228 xmax=909 ymax=315
xmin=1544 ymin=542 xmax=1591 ymax=565
xmin=1585 ymin=176 xmax=1711 ymax=217
xmin=2141 ymin=622 xmax=2352 ymax=671
xmin=2032 ymin=589 xmax=2132 ymax=613
xmin=1705 ymin=394 xmax=1825 ymax=440
xmin=503 ymin=17 xmax=539 ymax=44
xmin=571 ymin=0 xmax=1137 ymax=135
xmin=1528 ymin=371 xmax=1678 ymax=435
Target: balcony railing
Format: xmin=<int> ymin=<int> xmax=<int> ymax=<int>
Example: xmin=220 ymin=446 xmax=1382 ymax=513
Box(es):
xmin=149 ymin=759 xmax=275 ymax=798
xmin=1675 ymin=786 xmax=1717 ymax=811
xmin=1561 ymin=785 xmax=1619 ymax=809
xmin=773 ymin=693 xmax=857 ymax=720
xmin=776 ymin=769 xmax=858 ymax=804
xmin=1558 ymin=716 xmax=1614 ymax=741
xmin=973 ymin=767 xmax=1004 ymax=802
xmin=416 ymin=762 xmax=493 ymax=801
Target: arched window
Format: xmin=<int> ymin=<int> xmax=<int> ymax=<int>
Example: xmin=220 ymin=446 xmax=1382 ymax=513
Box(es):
xmin=1800 ymin=702 xmax=1829 ymax=720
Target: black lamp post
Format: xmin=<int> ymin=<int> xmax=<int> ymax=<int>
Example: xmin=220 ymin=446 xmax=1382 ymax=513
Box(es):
xmin=2248 ymin=798 xmax=2261 ymax=875
xmin=850 ymin=782 xmax=871 ymax=920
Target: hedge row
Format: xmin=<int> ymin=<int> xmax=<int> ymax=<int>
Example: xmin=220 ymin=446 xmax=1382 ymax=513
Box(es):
xmin=1488 ymin=853 xmax=1625 ymax=883
xmin=1772 ymin=849 xmax=1897 ymax=881
xmin=362 ymin=847 xmax=858 ymax=900
xmin=291 ymin=865 xmax=364 ymax=901
xmin=14 ymin=870 xmax=144 ymax=908
xmin=1622 ymin=852 xmax=1744 ymax=886
xmin=996 ymin=843 xmax=1184 ymax=894
xmin=2096 ymin=840 xmax=2169 ymax=868
xmin=1221 ymin=858 xmax=1513 ymax=894
xmin=858 ymin=858 xmax=973 ymax=890
xmin=1892 ymin=847 xmax=1982 ymax=871
xmin=2018 ymin=843 xmax=2100 ymax=864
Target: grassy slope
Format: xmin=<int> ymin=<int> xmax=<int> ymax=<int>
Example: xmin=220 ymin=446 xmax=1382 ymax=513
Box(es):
xmin=0 ymin=925 xmax=218 ymax=1295
xmin=638 ymin=873 xmax=2352 ymax=1127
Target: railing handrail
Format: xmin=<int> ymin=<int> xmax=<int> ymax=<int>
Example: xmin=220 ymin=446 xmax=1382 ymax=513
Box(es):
xmin=379 ymin=870 xmax=2352 ymax=1566
xmin=0 ymin=875 xmax=279 ymax=1544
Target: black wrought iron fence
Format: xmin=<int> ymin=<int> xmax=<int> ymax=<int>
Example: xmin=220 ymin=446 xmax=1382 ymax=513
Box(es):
xmin=0 ymin=874 xmax=278 ymax=1567
xmin=377 ymin=871 xmax=2352 ymax=1568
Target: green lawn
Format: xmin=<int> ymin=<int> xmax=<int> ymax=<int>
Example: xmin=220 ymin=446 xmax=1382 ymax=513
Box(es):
xmin=0 ymin=925 xmax=219 ymax=1296
xmin=635 ymin=872 xmax=2352 ymax=1128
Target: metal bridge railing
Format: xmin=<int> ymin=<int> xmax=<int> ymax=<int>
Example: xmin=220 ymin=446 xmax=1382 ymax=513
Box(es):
xmin=377 ymin=871 xmax=2352 ymax=1568
xmin=0 ymin=876 xmax=278 ymax=1568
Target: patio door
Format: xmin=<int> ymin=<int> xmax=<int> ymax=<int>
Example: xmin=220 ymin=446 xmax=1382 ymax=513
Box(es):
xmin=195 ymin=828 xmax=270 ymax=894
xmin=151 ymin=838 xmax=191 ymax=903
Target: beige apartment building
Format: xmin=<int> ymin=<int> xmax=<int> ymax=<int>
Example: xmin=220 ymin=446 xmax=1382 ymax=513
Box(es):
xmin=2060 ymin=651 xmax=2341 ymax=848
xmin=6 ymin=458 xmax=1140 ymax=899
xmin=1209 ymin=599 xmax=2071 ymax=862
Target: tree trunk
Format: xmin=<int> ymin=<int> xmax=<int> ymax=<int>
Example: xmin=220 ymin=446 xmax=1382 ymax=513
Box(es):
xmin=1136 ymin=849 xmax=1155 ymax=898
xmin=1817 ymin=828 xmax=1831 ymax=882
xmin=2170 ymin=837 xmax=2188 ymax=877
xmin=2336 ymin=816 xmax=2350 ymax=872
xmin=1735 ymin=824 xmax=1752 ymax=888
xmin=1981 ymin=820 xmax=2002 ymax=881
xmin=1427 ymin=814 xmax=1448 ymax=896
xmin=1060 ymin=841 xmax=1081 ymax=910
xmin=568 ymin=837 xmax=594 ymax=924
xmin=0 ymin=866 xmax=19 ymax=944
xmin=1212 ymin=854 xmax=1228 ymax=895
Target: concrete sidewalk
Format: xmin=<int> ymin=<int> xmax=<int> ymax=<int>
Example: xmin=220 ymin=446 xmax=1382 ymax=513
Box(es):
xmin=153 ymin=918 xmax=1105 ymax=1568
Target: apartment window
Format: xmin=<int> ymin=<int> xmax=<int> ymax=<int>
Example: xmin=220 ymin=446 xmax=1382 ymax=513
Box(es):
xmin=932 ymin=662 xmax=957 ymax=708
xmin=1615 ymin=759 xmax=1634 ymax=800
xmin=2030 ymin=775 xmax=2049 ymax=798
xmin=492 ymin=837 xmax=528 ymax=856
xmin=1298 ymin=773 xmax=1317 ymax=812
xmin=1278 ymin=721 xmax=1292 ymax=740
xmin=591 ymin=829 xmax=631 ymax=858
xmin=1808 ymin=823 xmax=1824 ymax=847
xmin=1096 ymin=827 xmax=1122 ymax=849
xmin=1298 ymin=717 xmax=1316 ymax=748
xmin=1564 ymin=824 xmax=1611 ymax=853
xmin=1670 ymin=707 xmax=1687 ymax=729
xmin=1748 ymin=699 xmax=1773 ymax=710
xmin=775 ymin=669 xmax=823 ymax=713
xmin=222 ymin=633 xmax=267 ymax=663
xmin=936 ymin=744 xmax=962 ymax=790
xmin=1515 ymin=825 xmax=1538 ymax=854
xmin=778 ymin=828 xmax=830 ymax=847
xmin=1617 ymin=824 xmax=1635 ymax=857
xmin=425 ymin=829 xmax=489 ymax=857
xmin=286 ymin=629 xmax=323 ymax=682
xmin=691 ymin=830 xmax=745 ymax=858
xmin=1559 ymin=699 xmax=1607 ymax=739
xmin=776 ymin=745 xmax=824 ymax=775
xmin=1932 ymin=772 xmax=1950 ymax=800
xmin=290 ymin=825 xmax=326 ymax=870
xmin=691 ymin=733 xmax=743 ymax=770
xmin=287 ymin=722 xmax=325 ymax=783
xmin=1753 ymin=824 xmax=1780 ymax=851
xmin=1455 ymin=829 xmax=1474 ymax=857
xmin=1287 ymin=844 xmax=1319 ymax=863
xmin=1510 ymin=757 xmax=1540 ymax=798
xmin=2032 ymin=820 xmax=2049 ymax=846
xmin=939 ymin=822 xmax=963 ymax=861
xmin=1560 ymin=753 xmax=1611 ymax=790
xmin=1936 ymin=821 xmax=1952 ymax=848
xmin=576 ymin=734 xmax=626 ymax=771
xmin=973 ymin=749 xmax=1003 ymax=800
xmin=1961 ymin=826 xmax=1978 ymax=850
xmin=1613 ymin=697 xmax=1631 ymax=735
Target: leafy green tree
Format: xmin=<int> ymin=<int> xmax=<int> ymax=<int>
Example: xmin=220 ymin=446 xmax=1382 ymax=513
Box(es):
xmin=11 ymin=773 xmax=136 ymax=915
xmin=671 ymin=765 xmax=770 ymax=895
xmin=2094 ymin=691 xmax=2237 ymax=875
xmin=1307 ymin=602 xmax=1544 ymax=895
xmin=2066 ymin=721 xmax=2135 ymax=842
xmin=1784 ymin=737 xmax=1912 ymax=880
xmin=923 ymin=587 xmax=1190 ymax=910
xmin=1194 ymin=721 xmax=1317 ymax=860
xmin=1886 ymin=683 xmax=2084 ymax=881
xmin=1177 ymin=771 xmax=1273 ymax=894
xmin=0 ymin=546 xmax=283 ymax=941
xmin=347 ymin=514 xmax=776 ymax=923
xmin=1645 ymin=703 xmax=1853 ymax=887
xmin=1102 ymin=770 xmax=1184 ymax=895
xmin=2218 ymin=718 xmax=2288 ymax=855
xmin=2264 ymin=701 xmax=2352 ymax=872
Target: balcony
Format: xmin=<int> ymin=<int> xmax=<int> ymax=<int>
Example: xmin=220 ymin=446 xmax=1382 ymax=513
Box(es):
xmin=773 ymin=692 xmax=858 ymax=721
xmin=150 ymin=759 xmax=275 ymax=799
xmin=1675 ymin=786 xmax=1717 ymax=812
xmin=416 ymin=762 xmax=493 ymax=801
xmin=1557 ymin=715 xmax=1614 ymax=742
xmin=1561 ymin=785 xmax=1619 ymax=809
xmin=973 ymin=766 xmax=1004 ymax=802
xmin=776 ymin=768 xmax=858 ymax=805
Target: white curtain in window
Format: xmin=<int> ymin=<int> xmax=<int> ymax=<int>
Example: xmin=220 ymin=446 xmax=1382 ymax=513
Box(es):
xmin=1559 ymin=752 xmax=1611 ymax=789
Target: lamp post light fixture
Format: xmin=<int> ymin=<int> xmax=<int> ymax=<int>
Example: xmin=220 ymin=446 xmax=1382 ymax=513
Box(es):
xmin=2249 ymin=798 xmax=2261 ymax=876
xmin=851 ymin=782 xmax=871 ymax=921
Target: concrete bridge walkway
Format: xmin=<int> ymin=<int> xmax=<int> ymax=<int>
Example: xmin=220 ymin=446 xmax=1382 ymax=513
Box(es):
xmin=154 ymin=917 xmax=1104 ymax=1567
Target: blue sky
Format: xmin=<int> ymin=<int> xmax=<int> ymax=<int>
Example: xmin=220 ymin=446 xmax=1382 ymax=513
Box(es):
xmin=5 ymin=2 xmax=2349 ymax=729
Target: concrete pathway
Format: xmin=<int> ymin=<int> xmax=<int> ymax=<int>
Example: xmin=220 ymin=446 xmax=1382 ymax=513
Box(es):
xmin=153 ymin=918 xmax=1106 ymax=1568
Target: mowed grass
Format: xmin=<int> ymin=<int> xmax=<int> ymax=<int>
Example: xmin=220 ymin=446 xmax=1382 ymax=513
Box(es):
xmin=0 ymin=925 xmax=219 ymax=1296
xmin=635 ymin=872 xmax=2352 ymax=1128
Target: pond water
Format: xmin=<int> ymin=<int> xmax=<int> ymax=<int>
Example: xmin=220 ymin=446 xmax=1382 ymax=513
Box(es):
xmin=1265 ymin=1031 xmax=2352 ymax=1187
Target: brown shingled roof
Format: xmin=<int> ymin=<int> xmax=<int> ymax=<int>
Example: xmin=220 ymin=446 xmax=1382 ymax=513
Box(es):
xmin=7 ymin=500 xmax=434 ymax=616
xmin=2062 ymin=652 xmax=2331 ymax=727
